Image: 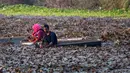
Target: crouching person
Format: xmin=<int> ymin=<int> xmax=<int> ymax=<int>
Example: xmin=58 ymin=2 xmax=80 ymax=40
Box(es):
xmin=28 ymin=24 xmax=45 ymax=48
xmin=41 ymin=24 xmax=57 ymax=48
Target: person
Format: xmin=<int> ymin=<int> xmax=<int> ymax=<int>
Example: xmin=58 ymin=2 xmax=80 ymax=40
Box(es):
xmin=28 ymin=23 xmax=45 ymax=44
xmin=41 ymin=24 xmax=57 ymax=48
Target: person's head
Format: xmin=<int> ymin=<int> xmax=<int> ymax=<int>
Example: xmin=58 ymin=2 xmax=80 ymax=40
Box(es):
xmin=43 ymin=24 xmax=49 ymax=33
xmin=32 ymin=24 xmax=41 ymax=32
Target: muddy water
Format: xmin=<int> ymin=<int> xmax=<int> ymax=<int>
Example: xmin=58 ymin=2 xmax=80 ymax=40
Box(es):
xmin=0 ymin=37 xmax=24 ymax=44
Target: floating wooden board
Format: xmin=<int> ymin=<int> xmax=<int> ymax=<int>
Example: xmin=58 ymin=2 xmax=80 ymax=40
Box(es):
xmin=57 ymin=40 xmax=102 ymax=47
xmin=21 ymin=40 xmax=101 ymax=47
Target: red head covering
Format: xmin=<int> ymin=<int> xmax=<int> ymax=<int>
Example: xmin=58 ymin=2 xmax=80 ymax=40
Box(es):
xmin=32 ymin=24 xmax=42 ymax=35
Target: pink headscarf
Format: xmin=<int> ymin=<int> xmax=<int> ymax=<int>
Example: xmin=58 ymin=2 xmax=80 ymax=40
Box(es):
xmin=32 ymin=24 xmax=42 ymax=35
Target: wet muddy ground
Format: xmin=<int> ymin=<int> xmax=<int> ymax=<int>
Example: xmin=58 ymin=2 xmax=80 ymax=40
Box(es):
xmin=0 ymin=15 xmax=130 ymax=73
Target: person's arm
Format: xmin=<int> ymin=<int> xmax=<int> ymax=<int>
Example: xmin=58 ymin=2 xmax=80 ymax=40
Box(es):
xmin=33 ymin=32 xmax=42 ymax=44
xmin=45 ymin=42 xmax=53 ymax=48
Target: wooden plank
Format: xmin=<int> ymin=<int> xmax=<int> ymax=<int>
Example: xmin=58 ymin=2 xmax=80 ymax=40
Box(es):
xmin=57 ymin=40 xmax=102 ymax=47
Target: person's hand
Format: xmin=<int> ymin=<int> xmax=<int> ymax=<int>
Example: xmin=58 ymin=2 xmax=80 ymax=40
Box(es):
xmin=29 ymin=40 xmax=32 ymax=42
xmin=28 ymin=36 xmax=33 ymax=42
xmin=27 ymin=36 xmax=31 ymax=39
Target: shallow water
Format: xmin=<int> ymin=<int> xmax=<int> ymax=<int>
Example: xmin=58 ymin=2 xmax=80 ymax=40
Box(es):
xmin=0 ymin=37 xmax=24 ymax=44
